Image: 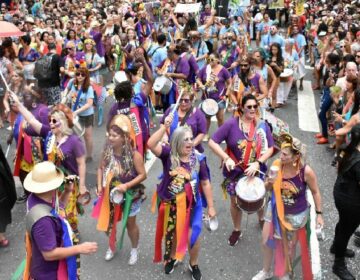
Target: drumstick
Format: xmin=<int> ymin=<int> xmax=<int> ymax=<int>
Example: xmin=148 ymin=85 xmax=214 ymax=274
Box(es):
xmin=171 ymin=90 xmax=184 ymax=115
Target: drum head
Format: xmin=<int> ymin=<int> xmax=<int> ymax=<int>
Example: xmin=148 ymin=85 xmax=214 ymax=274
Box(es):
xmin=280 ymin=69 xmax=293 ymax=78
xmin=201 ymin=99 xmax=219 ymax=116
xmin=113 ymin=71 xmax=128 ymax=85
xmin=153 ymin=76 xmax=165 ymax=91
xmin=235 ymin=177 xmax=265 ymax=202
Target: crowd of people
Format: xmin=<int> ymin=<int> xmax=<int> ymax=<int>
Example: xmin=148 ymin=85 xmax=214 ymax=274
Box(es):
xmin=0 ymin=0 xmax=360 ymax=279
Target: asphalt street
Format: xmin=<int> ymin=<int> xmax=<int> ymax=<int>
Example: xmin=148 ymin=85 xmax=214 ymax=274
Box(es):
xmin=1 ymin=67 xmax=360 ymax=280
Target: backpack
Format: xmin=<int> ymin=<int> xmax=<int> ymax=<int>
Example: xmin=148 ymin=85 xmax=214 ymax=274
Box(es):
xmin=34 ymin=54 xmax=55 ymax=81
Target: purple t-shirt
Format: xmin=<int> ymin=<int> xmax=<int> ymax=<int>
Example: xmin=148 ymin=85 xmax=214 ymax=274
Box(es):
xmin=161 ymin=107 xmax=207 ymax=152
xmin=90 ymin=30 xmax=105 ymax=57
xmin=184 ymin=53 xmax=199 ymax=84
xmin=211 ymin=116 xmax=274 ymax=180
xmin=198 ymin=66 xmax=231 ymax=101
xmin=175 ymin=56 xmax=190 ymax=77
xmin=157 ymin=145 xmax=210 ymax=201
xmin=40 ymin=127 xmax=85 ymax=175
xmin=27 ymin=194 xmax=62 ymax=280
xmin=218 ymin=45 xmax=240 ymax=69
xmin=24 ymin=104 xmax=49 ymax=136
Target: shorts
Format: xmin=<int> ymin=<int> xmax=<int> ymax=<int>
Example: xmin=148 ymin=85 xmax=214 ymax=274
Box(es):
xmin=129 ymin=199 xmax=142 ymax=217
xmin=218 ymin=99 xmax=226 ymax=110
xmin=78 ymin=114 xmax=94 ymax=128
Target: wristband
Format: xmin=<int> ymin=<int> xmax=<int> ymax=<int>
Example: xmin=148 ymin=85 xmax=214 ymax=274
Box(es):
xmin=315 ymin=210 xmax=323 ymax=215
xmin=256 ymin=159 xmax=263 ymax=165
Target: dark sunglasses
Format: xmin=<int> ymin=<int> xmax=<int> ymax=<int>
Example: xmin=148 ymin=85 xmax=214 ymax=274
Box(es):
xmin=76 ymin=72 xmax=86 ymax=77
xmin=246 ymin=105 xmax=258 ymax=110
xmin=225 ymin=37 xmax=233 ymax=40
xmin=48 ymin=118 xmax=58 ymax=124
xmin=183 ymin=137 xmax=193 ymax=143
xmin=180 ymin=98 xmax=191 ymax=104
xmin=66 ymin=47 xmax=74 ymax=50
xmin=240 ymin=64 xmax=249 ymax=67
xmin=356 ymin=55 xmax=360 ymax=58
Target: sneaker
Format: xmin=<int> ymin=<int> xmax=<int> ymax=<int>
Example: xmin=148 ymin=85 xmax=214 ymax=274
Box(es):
xmin=164 ymin=259 xmax=178 ymax=274
xmin=279 ymin=274 xmax=290 ymax=280
xmin=189 ymin=263 xmax=202 ymax=280
xmin=252 ymin=269 xmax=273 ymax=280
xmin=228 ymin=230 xmax=242 ymax=246
xmin=105 ymin=248 xmax=115 ymax=261
xmin=128 ymin=248 xmax=138 ymax=265
xmin=316 ymin=137 xmax=329 ymax=144
xmin=203 ymin=134 xmax=210 ymax=142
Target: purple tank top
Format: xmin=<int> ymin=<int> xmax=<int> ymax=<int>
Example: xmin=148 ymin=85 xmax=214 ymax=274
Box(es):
xmin=249 ymin=73 xmax=261 ymax=94
xmin=281 ymin=166 xmax=308 ymax=215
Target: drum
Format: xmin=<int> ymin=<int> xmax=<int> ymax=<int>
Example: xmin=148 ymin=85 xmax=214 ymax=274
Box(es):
xmin=280 ymin=69 xmax=294 ymax=82
xmin=72 ymin=116 xmax=85 ymax=137
xmin=153 ymin=76 xmax=173 ymax=95
xmin=200 ymin=98 xmax=219 ymax=117
xmin=235 ymin=176 xmax=266 ymax=213
xmin=110 ymin=188 xmax=124 ymax=204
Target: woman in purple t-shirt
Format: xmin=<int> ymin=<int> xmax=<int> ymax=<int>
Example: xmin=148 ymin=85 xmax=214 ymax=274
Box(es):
xmin=160 ymin=83 xmax=207 ymax=152
xmin=197 ymin=53 xmax=232 ymax=141
xmin=252 ymin=135 xmax=323 ymax=280
xmin=148 ymin=122 xmax=216 ymax=280
xmin=95 ymin=114 xmax=146 ymax=264
xmin=10 ymin=93 xmax=88 ymax=238
xmin=209 ymin=95 xmax=274 ymax=247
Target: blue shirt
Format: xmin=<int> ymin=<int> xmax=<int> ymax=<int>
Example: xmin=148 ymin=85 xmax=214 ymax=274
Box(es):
xmin=193 ymin=40 xmax=209 ymax=69
xmin=70 ymin=84 xmax=95 ymax=116
xmin=293 ymin=34 xmax=307 ymax=58
xmin=257 ymin=20 xmax=273 ymax=36
xmin=150 ymin=46 xmax=168 ymax=77
xmin=261 ymin=34 xmax=285 ymax=49
xmin=198 ymin=25 xmax=217 ymax=44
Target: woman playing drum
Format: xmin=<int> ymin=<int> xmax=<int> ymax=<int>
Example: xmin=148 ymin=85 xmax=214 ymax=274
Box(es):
xmin=94 ymin=114 xmax=146 ymax=264
xmin=148 ymin=122 xmax=216 ymax=280
xmin=160 ymin=81 xmax=207 ymax=152
xmin=209 ymin=95 xmax=274 ymax=246
xmin=197 ymin=53 xmax=232 ymax=141
xmin=252 ymin=134 xmax=323 ymax=280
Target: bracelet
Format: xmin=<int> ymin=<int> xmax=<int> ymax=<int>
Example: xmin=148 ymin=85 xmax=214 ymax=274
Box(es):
xmin=315 ymin=210 xmax=323 ymax=215
xmin=256 ymin=159 xmax=263 ymax=165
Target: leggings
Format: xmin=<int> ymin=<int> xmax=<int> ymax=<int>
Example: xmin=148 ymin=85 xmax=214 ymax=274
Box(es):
xmin=318 ymin=87 xmax=332 ymax=138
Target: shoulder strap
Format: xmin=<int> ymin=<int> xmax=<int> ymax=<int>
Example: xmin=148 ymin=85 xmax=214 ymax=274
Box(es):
xmin=180 ymin=106 xmax=193 ymax=126
xmin=26 ymin=203 xmax=53 ymax=234
xmin=196 ymin=41 xmax=203 ymax=58
xmin=149 ymin=46 xmax=161 ymax=57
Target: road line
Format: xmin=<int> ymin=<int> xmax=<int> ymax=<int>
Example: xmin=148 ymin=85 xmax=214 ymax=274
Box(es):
xmin=297 ymin=80 xmax=320 ymax=133
xmin=307 ymin=189 xmax=322 ymax=279
xmin=305 ymin=65 xmax=314 ymax=70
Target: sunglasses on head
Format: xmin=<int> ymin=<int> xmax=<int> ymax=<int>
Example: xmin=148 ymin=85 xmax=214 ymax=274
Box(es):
xmin=76 ymin=72 xmax=86 ymax=77
xmin=246 ymin=105 xmax=258 ymax=110
xmin=180 ymin=98 xmax=191 ymax=104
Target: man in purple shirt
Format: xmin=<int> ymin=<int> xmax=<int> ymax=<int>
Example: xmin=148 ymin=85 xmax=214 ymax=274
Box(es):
xmin=135 ymin=10 xmax=155 ymax=45
xmin=24 ymin=161 xmax=97 ymax=280
xmin=90 ymin=20 xmax=105 ymax=57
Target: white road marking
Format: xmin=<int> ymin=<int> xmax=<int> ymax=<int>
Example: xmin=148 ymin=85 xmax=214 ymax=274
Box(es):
xmin=307 ymin=189 xmax=322 ymax=279
xmin=305 ymin=65 xmax=314 ymax=70
xmin=297 ymin=80 xmax=320 ymax=133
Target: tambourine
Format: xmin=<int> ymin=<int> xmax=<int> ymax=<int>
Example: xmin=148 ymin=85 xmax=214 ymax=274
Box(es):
xmin=77 ymin=191 xmax=91 ymax=206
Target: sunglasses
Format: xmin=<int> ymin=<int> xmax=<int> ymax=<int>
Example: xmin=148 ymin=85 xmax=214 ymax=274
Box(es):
xmin=246 ymin=105 xmax=258 ymax=110
xmin=76 ymin=72 xmax=86 ymax=77
xmin=66 ymin=47 xmax=74 ymax=50
xmin=49 ymin=118 xmax=58 ymax=124
xmin=180 ymin=98 xmax=191 ymax=104
xmin=356 ymin=55 xmax=360 ymax=58
xmin=183 ymin=137 xmax=193 ymax=143
xmin=225 ymin=37 xmax=233 ymax=40
xmin=240 ymin=64 xmax=249 ymax=67
xmin=208 ymin=58 xmax=217 ymax=62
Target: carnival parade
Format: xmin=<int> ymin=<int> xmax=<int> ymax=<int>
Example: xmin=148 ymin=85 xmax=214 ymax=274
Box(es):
xmin=0 ymin=0 xmax=360 ymax=279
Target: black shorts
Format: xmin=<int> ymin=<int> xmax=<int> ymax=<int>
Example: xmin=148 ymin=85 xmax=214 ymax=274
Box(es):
xmin=78 ymin=114 xmax=94 ymax=128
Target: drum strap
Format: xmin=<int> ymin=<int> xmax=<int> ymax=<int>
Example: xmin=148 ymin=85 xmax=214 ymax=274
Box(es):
xmin=180 ymin=107 xmax=193 ymax=126
xmin=242 ymin=121 xmax=256 ymax=169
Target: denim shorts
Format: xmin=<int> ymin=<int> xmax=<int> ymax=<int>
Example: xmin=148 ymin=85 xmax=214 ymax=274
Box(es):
xmin=129 ymin=199 xmax=142 ymax=217
xmin=78 ymin=114 xmax=94 ymax=128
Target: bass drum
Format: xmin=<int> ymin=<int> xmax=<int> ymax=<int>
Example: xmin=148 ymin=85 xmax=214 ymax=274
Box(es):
xmin=235 ymin=176 xmax=266 ymax=214
xmin=153 ymin=76 xmax=173 ymax=95
xmin=200 ymin=98 xmax=219 ymax=117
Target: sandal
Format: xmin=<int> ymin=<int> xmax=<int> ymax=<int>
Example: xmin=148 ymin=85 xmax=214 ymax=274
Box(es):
xmin=328 ymin=143 xmax=336 ymax=149
xmin=312 ymin=85 xmax=320 ymax=90
xmin=0 ymin=239 xmax=9 ymax=247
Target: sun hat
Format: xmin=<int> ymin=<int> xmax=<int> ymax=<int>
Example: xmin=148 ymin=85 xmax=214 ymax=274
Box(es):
xmin=90 ymin=20 xmax=101 ymax=28
xmin=25 ymin=16 xmax=35 ymax=24
xmin=24 ymin=161 xmax=64 ymax=194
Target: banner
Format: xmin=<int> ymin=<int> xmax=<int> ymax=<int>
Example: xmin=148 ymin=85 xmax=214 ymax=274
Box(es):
xmin=295 ymin=0 xmax=305 ymax=15
xmin=174 ymin=3 xmax=201 ymax=14
xmin=229 ymin=0 xmax=250 ymax=6
xmin=269 ymin=0 xmax=284 ymax=10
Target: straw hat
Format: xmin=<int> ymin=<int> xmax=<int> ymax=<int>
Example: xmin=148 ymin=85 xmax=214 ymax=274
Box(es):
xmin=25 ymin=16 xmax=35 ymax=24
xmin=91 ymin=20 xmax=101 ymax=28
xmin=24 ymin=162 xmax=64 ymax=194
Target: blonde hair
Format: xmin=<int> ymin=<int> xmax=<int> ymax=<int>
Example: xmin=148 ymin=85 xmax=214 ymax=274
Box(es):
xmin=286 ymin=137 xmax=307 ymax=166
xmin=51 ymin=111 xmax=73 ymax=136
